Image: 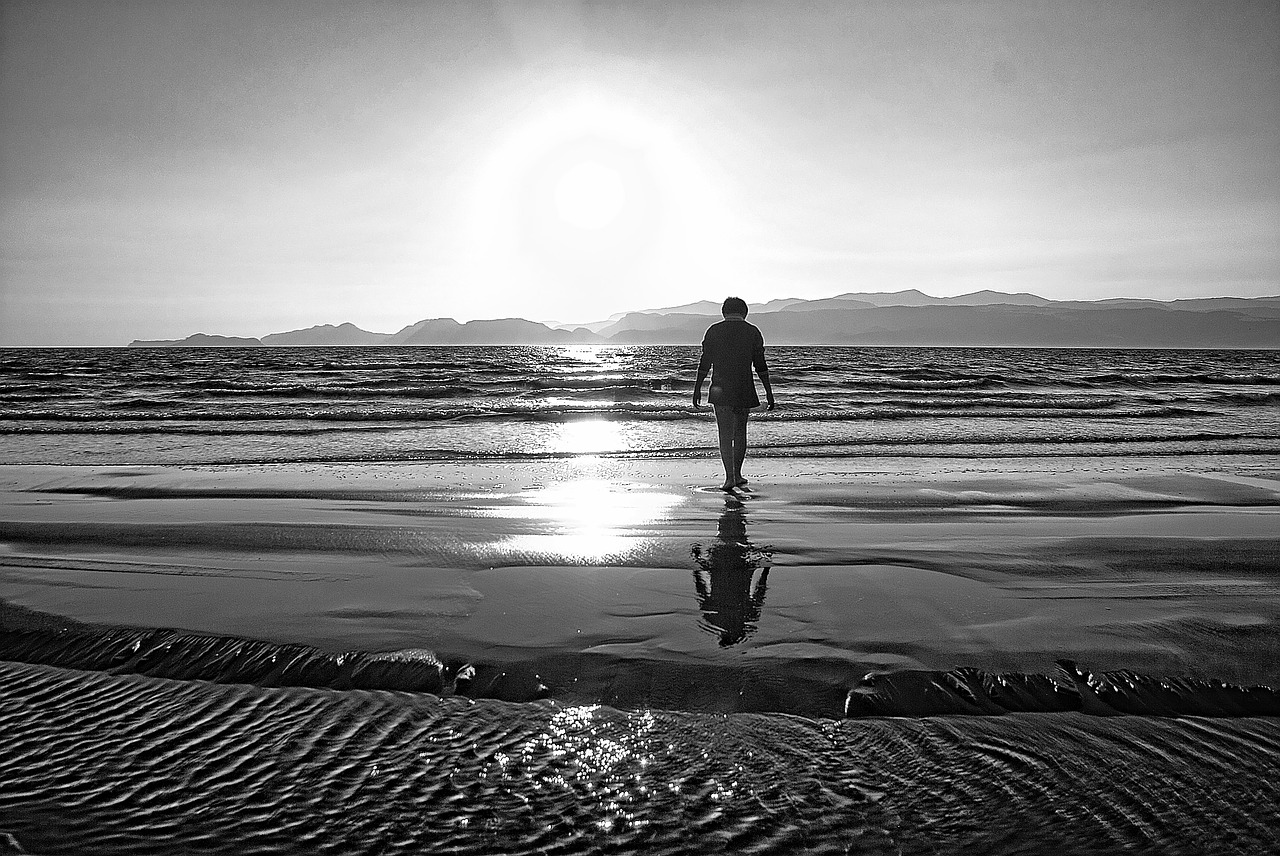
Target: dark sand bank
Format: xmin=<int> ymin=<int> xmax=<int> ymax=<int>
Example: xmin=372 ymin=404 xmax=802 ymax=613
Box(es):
xmin=3 ymin=602 xmax=1276 ymax=718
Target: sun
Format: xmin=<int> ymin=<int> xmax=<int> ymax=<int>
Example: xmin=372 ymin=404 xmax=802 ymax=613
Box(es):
xmin=516 ymin=134 xmax=659 ymax=264
xmin=463 ymin=88 xmax=738 ymax=320
xmin=553 ymin=160 xmax=628 ymax=231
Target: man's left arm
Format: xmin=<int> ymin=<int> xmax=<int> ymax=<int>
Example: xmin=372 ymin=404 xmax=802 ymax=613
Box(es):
xmin=753 ymin=335 xmax=775 ymax=410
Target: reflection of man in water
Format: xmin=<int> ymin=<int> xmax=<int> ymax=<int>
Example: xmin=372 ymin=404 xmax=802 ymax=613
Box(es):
xmin=691 ymin=498 xmax=771 ymax=647
xmin=693 ymin=296 xmax=775 ymax=492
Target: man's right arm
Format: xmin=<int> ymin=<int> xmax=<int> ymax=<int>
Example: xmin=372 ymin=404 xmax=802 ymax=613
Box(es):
xmin=693 ymin=343 xmax=712 ymax=407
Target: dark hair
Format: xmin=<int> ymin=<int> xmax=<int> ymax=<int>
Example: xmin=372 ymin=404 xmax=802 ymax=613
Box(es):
xmin=721 ymin=296 xmax=749 ymax=317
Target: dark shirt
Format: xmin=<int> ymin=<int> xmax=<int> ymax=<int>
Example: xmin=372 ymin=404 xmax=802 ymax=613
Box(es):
xmin=700 ymin=318 xmax=766 ymax=408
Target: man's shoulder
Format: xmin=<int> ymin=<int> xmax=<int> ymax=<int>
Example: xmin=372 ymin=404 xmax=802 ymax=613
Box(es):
xmin=703 ymin=318 xmax=763 ymax=343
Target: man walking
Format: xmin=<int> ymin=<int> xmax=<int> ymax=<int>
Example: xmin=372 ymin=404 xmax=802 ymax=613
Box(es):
xmin=693 ymin=297 xmax=776 ymax=491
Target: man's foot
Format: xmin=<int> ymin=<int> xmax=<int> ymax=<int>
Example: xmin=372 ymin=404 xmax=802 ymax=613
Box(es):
xmin=721 ymin=480 xmax=738 ymax=492
xmin=735 ymin=477 xmax=748 ymax=487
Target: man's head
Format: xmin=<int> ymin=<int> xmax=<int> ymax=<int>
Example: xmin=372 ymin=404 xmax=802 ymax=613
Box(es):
xmin=721 ymin=296 xmax=749 ymax=318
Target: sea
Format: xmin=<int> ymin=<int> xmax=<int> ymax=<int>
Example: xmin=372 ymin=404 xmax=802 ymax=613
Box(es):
xmin=1 ymin=345 xmax=1279 ymax=854
xmin=1 ymin=345 xmax=1278 ymax=465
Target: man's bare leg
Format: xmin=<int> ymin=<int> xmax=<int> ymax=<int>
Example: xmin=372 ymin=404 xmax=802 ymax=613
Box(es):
xmin=733 ymin=410 xmax=749 ymax=486
xmin=713 ymin=406 xmax=738 ymax=490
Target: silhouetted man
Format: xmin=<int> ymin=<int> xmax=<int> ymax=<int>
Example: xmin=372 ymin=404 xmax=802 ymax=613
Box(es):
xmin=693 ymin=297 xmax=775 ymax=491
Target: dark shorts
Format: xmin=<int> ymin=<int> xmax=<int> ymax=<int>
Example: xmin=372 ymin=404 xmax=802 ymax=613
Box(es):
xmin=713 ymin=405 xmax=750 ymax=419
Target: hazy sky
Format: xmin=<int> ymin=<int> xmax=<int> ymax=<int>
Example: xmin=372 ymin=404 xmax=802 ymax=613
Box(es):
xmin=1 ymin=0 xmax=1277 ymax=345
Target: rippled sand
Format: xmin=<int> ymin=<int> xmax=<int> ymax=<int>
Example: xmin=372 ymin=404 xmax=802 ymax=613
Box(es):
xmin=2 ymin=456 xmax=1278 ymax=852
xmin=3 ymin=660 xmax=1278 ymax=855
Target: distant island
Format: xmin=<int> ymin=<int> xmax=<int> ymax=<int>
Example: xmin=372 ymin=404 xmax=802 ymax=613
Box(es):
xmin=128 ymin=290 xmax=1280 ymax=349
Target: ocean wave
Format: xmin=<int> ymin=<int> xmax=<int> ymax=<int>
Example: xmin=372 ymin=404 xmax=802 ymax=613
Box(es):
xmin=0 ymin=402 xmax=1236 ymax=425
xmin=866 ymin=395 xmax=1125 ymax=410
xmin=164 ymin=438 xmax=1280 ymax=466
xmin=519 ymin=386 xmax=674 ymax=401
xmin=196 ymin=384 xmax=479 ymax=399
xmin=1075 ymin=372 xmax=1280 ymax=387
xmin=103 ymin=397 xmax=175 ymax=408
xmin=1216 ymin=391 xmax=1280 ymax=405
xmin=839 ymin=377 xmax=1007 ymax=390
xmin=10 ymin=383 xmax=1279 ymax=426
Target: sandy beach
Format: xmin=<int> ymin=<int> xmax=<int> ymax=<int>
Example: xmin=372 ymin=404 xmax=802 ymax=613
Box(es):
xmin=2 ymin=453 xmax=1280 ymax=853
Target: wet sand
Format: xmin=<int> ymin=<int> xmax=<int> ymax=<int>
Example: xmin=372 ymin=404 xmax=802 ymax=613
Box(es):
xmin=2 ymin=456 xmax=1279 ymax=853
xmin=2 ymin=455 xmax=1279 ymax=705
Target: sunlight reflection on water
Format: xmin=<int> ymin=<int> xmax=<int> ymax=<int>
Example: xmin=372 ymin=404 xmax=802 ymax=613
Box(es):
xmin=554 ymin=420 xmax=627 ymax=454
xmin=506 ymin=705 xmax=659 ymax=835
xmin=485 ymin=477 xmax=683 ymax=563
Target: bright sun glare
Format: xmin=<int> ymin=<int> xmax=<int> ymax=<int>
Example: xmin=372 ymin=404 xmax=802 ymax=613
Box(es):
xmin=464 ymin=90 xmax=736 ymax=321
xmin=553 ymin=160 xmax=628 ymax=230
xmin=486 ymin=478 xmax=683 ymax=563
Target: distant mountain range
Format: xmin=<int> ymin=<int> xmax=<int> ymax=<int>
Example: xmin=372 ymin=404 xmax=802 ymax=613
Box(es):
xmin=128 ymin=289 xmax=1280 ymax=349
